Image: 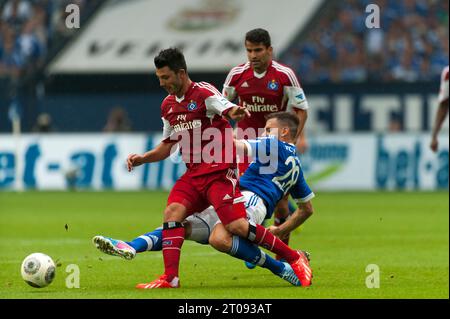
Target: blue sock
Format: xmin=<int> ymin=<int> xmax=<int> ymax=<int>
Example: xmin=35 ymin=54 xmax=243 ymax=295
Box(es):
xmin=230 ymin=236 xmax=284 ymax=275
xmin=126 ymin=227 xmax=163 ymax=252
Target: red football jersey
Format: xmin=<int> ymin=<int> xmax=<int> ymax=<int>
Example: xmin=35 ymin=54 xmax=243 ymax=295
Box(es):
xmin=223 ymin=60 xmax=309 ymax=138
xmin=161 ymin=81 xmax=237 ymax=177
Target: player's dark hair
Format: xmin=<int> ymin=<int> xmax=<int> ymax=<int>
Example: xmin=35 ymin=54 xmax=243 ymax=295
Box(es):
xmin=245 ymin=28 xmax=271 ymax=47
xmin=154 ymin=47 xmax=187 ymax=73
xmin=266 ymin=112 xmax=299 ymax=139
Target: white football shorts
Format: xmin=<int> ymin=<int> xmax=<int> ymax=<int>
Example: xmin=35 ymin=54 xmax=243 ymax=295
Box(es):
xmin=185 ymin=190 xmax=267 ymax=244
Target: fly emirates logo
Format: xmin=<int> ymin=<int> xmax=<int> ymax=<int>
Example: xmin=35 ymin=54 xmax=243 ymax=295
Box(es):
xmin=243 ymin=96 xmax=278 ymax=112
xmin=174 ymin=115 xmax=202 ymax=133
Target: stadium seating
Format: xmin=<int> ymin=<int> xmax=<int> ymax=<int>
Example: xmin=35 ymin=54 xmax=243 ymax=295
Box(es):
xmin=0 ymin=0 xmax=103 ymax=94
xmin=0 ymin=0 xmax=447 ymax=133
xmin=282 ymin=0 xmax=449 ymax=83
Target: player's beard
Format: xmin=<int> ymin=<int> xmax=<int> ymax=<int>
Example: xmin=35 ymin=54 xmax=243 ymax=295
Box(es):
xmin=165 ymin=82 xmax=180 ymax=96
xmin=173 ymin=83 xmax=183 ymax=97
xmin=251 ymin=60 xmax=261 ymax=69
xmin=172 ymin=77 xmax=184 ymax=97
xmin=252 ymin=60 xmax=268 ymax=73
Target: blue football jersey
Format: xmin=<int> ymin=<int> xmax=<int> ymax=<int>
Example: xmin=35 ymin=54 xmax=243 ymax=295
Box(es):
xmin=239 ymin=136 xmax=314 ymax=219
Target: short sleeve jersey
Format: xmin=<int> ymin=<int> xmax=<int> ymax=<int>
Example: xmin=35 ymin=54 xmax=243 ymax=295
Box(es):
xmin=161 ymin=81 xmax=237 ymax=177
xmin=223 ymin=60 xmax=308 ymax=137
xmin=239 ymin=136 xmax=314 ymax=218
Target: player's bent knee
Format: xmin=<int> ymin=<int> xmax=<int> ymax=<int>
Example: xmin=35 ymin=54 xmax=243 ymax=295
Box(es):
xmin=224 ymin=218 xmax=248 ymax=238
xmin=209 ymin=224 xmax=233 ymax=252
xmin=163 ymin=203 xmax=186 ymax=222
xmin=208 ymin=234 xmax=231 ymax=252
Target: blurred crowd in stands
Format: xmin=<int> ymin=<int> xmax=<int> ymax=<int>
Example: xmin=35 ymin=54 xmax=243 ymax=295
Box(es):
xmin=1 ymin=0 xmax=448 ymax=86
xmin=283 ymin=0 xmax=449 ymax=83
xmin=0 ymin=0 xmax=100 ymax=82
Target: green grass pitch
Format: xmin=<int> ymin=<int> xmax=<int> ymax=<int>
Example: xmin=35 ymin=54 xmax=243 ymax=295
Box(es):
xmin=0 ymin=191 xmax=448 ymax=299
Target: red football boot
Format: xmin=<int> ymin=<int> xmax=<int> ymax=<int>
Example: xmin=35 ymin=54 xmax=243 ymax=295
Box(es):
xmin=289 ymin=251 xmax=313 ymax=287
xmin=136 ymin=274 xmax=180 ymax=289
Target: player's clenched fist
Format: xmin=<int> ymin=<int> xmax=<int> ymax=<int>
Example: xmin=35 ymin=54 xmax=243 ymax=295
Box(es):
xmin=127 ymin=153 xmax=144 ymax=172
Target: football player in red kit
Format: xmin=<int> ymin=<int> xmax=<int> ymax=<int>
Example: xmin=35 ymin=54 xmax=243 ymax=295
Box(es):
xmin=126 ymin=48 xmax=312 ymax=288
xmin=223 ymin=29 xmax=312 ymax=257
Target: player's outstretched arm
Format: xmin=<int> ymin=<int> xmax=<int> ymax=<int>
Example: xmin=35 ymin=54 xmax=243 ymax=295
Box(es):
xmin=127 ymin=141 xmax=176 ymax=171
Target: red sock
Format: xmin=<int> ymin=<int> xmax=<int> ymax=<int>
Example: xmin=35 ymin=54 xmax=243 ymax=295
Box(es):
xmin=251 ymin=223 xmax=298 ymax=263
xmin=162 ymin=226 xmax=185 ymax=281
xmin=281 ymin=234 xmax=290 ymax=246
xmin=274 ymin=218 xmax=290 ymax=260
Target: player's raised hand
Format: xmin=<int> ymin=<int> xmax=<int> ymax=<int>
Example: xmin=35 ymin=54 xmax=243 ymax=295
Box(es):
xmin=126 ymin=154 xmax=144 ymax=172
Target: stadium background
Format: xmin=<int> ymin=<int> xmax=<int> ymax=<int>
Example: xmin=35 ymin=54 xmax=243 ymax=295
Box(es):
xmin=0 ymin=0 xmax=448 ymax=299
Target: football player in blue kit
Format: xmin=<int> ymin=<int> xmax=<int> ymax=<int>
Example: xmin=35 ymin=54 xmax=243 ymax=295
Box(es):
xmin=93 ymin=112 xmax=315 ymax=287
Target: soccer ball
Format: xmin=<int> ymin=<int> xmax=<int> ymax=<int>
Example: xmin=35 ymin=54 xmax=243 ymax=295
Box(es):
xmin=21 ymin=253 xmax=56 ymax=288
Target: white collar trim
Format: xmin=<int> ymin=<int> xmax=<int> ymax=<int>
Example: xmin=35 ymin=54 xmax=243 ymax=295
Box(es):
xmin=253 ymin=70 xmax=267 ymax=79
